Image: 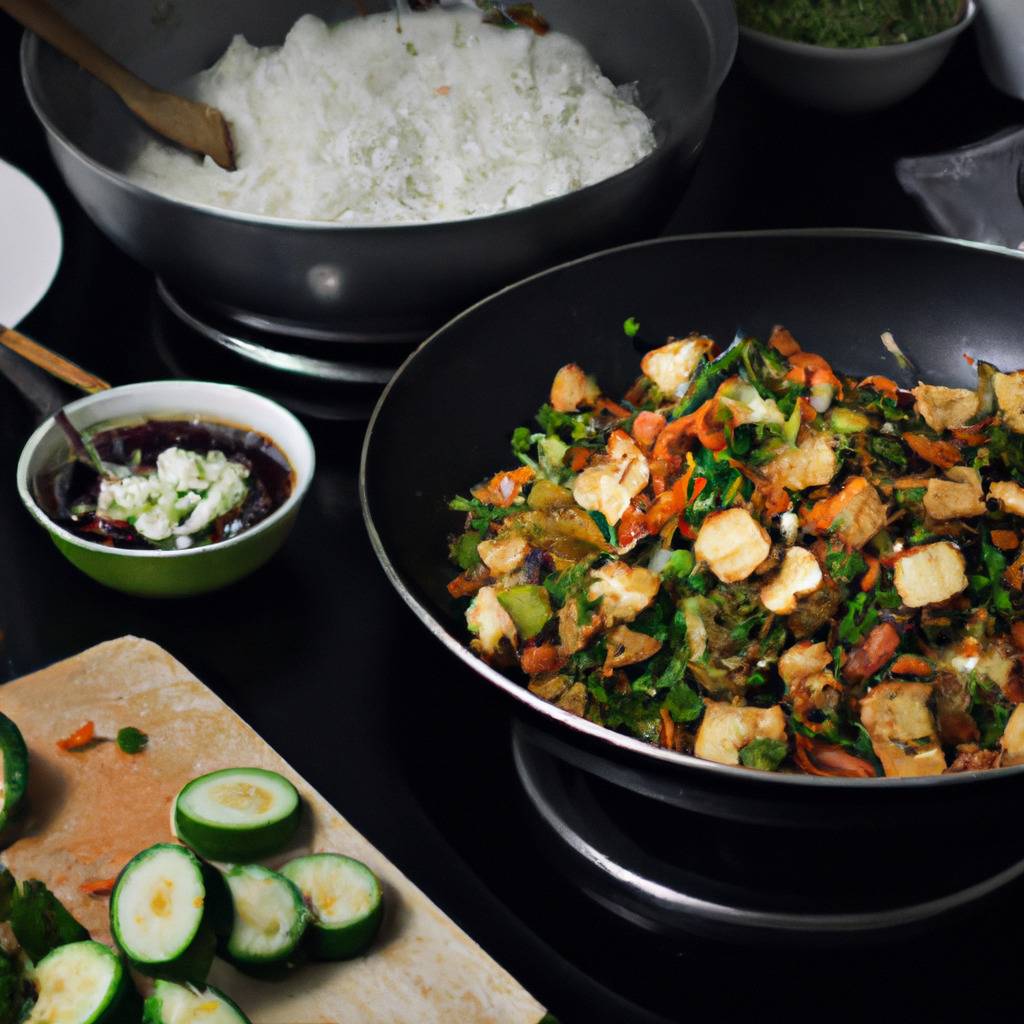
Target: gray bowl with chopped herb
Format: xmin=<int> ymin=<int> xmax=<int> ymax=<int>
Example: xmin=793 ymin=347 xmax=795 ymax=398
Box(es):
xmin=736 ymin=0 xmax=976 ymax=113
xmin=16 ymin=381 xmax=315 ymax=597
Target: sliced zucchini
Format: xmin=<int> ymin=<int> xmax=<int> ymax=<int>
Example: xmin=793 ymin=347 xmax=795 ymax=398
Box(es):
xmin=224 ymin=864 xmax=308 ymax=965
xmin=109 ymin=843 xmax=213 ymax=982
xmin=280 ymin=853 xmax=383 ymax=960
xmin=142 ymin=980 xmax=250 ymax=1024
xmin=27 ymin=940 xmax=136 ymax=1024
xmin=0 ymin=713 xmax=29 ymax=833
xmin=174 ymin=768 xmax=300 ymax=862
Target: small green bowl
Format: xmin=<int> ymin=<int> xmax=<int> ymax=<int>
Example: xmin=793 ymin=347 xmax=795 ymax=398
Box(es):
xmin=16 ymin=381 xmax=315 ymax=597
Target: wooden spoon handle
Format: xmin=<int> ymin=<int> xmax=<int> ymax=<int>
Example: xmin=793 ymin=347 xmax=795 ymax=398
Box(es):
xmin=0 ymin=0 xmax=153 ymax=107
xmin=0 ymin=324 xmax=111 ymax=394
xmin=1 ymin=0 xmax=236 ymax=170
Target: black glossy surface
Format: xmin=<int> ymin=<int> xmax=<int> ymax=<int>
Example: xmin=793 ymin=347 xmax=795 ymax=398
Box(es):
xmin=4 ymin=12 xmax=1024 ymax=1021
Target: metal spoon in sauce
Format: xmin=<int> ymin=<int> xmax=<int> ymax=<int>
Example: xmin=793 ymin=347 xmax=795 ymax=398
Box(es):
xmin=0 ymin=0 xmax=236 ymax=170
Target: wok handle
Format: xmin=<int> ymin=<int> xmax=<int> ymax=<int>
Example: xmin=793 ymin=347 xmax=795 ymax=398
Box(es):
xmin=0 ymin=0 xmax=155 ymax=108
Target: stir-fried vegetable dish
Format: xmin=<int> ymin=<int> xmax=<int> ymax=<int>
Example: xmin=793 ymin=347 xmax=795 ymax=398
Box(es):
xmin=446 ymin=324 xmax=1024 ymax=778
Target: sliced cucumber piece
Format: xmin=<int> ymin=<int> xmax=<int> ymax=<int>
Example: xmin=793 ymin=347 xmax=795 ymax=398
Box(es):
xmin=143 ymin=980 xmax=250 ymax=1024
xmin=174 ymin=768 xmax=300 ymax=862
xmin=224 ymin=864 xmax=308 ymax=965
xmin=280 ymin=854 xmax=382 ymax=960
xmin=109 ymin=844 xmax=213 ymax=981
xmin=27 ymin=940 xmax=135 ymax=1024
xmin=0 ymin=713 xmax=28 ymax=833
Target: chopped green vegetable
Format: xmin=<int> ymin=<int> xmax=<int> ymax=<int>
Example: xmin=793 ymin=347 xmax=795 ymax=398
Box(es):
xmin=664 ymin=680 xmax=703 ymax=723
xmin=9 ymin=879 xmax=88 ymax=963
xmin=449 ymin=495 xmax=518 ymax=531
xmin=116 ymin=726 xmax=149 ymax=755
xmin=739 ymin=737 xmax=788 ymax=771
xmin=623 ymin=317 xmax=640 ymax=338
xmin=497 ymin=585 xmax=553 ymax=640
xmin=735 ymin=0 xmax=964 ymax=48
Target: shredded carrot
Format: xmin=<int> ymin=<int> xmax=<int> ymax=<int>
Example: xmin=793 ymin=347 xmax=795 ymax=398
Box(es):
xmin=793 ymin=734 xmax=875 ymax=778
xmin=764 ymin=488 xmax=792 ymax=517
xmin=447 ymin=573 xmax=488 ymax=599
xmin=860 ymin=554 xmax=880 ymax=592
xmin=889 ymin=655 xmax=933 ymax=677
xmin=659 ymin=707 xmax=677 ymax=750
xmin=1012 ymin=621 xmax=1024 ymax=653
xmin=803 ymin=476 xmax=870 ymax=533
xmin=471 ymin=466 xmax=535 ymax=507
xmin=768 ymin=325 xmax=801 ymax=357
xmin=964 ymin=353 xmax=976 ymax=366
xmin=785 ymin=351 xmax=844 ymax=398
xmin=80 ymin=877 xmax=117 ymax=897
xmin=631 ymin=411 xmax=667 ymax=450
xmin=949 ymin=425 xmax=989 ymax=446
xmin=651 ymin=417 xmax=692 ymax=463
xmin=567 ymin=447 xmax=591 ymax=473
xmin=798 ymin=397 xmax=817 ymax=422
xmin=645 ymin=455 xmax=695 ymax=533
xmin=595 ymin=397 xmax=631 ymax=420
xmin=618 ymin=502 xmax=651 ymax=548
xmin=57 ymin=721 xmax=95 ymax=752
xmin=520 ymin=644 xmax=567 ymax=677
xmin=992 ymin=530 xmax=1020 ymax=552
xmin=903 ymin=433 xmax=961 ymax=470
xmin=858 ymin=374 xmax=899 ymax=396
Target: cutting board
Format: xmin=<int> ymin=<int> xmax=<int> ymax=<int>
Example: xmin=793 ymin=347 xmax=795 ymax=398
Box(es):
xmin=0 ymin=637 xmax=547 ymax=1024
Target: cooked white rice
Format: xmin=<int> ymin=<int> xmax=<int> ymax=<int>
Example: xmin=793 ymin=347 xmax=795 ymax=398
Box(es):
xmin=127 ymin=9 xmax=656 ymax=224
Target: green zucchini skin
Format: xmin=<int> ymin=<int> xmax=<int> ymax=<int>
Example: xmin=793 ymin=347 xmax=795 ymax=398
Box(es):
xmin=109 ymin=843 xmax=214 ymax=984
xmin=280 ymin=854 xmax=383 ymax=961
xmin=223 ymin=864 xmax=309 ymax=966
xmin=28 ymin=941 xmax=140 ymax=1024
xmin=173 ymin=768 xmax=301 ymax=863
xmin=142 ymin=980 xmax=251 ymax=1024
xmin=0 ymin=713 xmax=29 ymax=833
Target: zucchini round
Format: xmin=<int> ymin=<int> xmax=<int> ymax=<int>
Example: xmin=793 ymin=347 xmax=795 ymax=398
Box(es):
xmin=27 ymin=940 xmax=136 ymax=1024
xmin=224 ymin=863 xmax=309 ymax=965
xmin=109 ymin=843 xmax=213 ymax=981
xmin=174 ymin=767 xmax=300 ymax=862
xmin=143 ymin=979 xmax=251 ymax=1024
xmin=280 ymin=853 xmax=383 ymax=960
xmin=0 ymin=712 xmax=29 ymax=833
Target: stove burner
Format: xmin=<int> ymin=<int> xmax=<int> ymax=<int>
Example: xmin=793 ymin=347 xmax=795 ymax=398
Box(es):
xmin=512 ymin=719 xmax=1024 ymax=944
xmin=151 ymin=287 xmax=394 ymax=421
xmin=157 ymin=279 xmax=416 ymax=386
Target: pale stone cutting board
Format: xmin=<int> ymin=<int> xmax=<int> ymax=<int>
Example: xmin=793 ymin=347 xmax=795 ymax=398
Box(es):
xmin=0 ymin=636 xmax=546 ymax=1024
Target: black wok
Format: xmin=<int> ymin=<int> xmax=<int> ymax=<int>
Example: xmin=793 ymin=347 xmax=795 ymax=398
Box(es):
xmin=361 ymin=229 xmax=1024 ymax=830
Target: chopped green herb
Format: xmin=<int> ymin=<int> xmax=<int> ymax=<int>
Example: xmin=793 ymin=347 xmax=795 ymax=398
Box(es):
xmin=116 ymin=726 xmax=149 ymax=755
xmin=623 ymin=317 xmax=641 ymax=338
xmin=738 ymin=737 xmax=788 ymax=771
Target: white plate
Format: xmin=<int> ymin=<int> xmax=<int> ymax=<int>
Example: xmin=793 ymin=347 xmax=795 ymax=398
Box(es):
xmin=0 ymin=159 xmax=62 ymax=326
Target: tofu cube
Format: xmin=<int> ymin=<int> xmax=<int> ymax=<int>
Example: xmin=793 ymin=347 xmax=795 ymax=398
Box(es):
xmin=587 ymin=561 xmax=660 ymax=624
xmin=911 ymin=383 xmax=979 ymax=432
xmin=764 ymin=431 xmax=838 ymax=492
xmin=759 ymin=546 xmax=823 ymax=615
xmin=924 ymin=466 xmax=984 ymax=521
xmin=694 ymin=508 xmax=772 ymax=583
xmin=694 ymin=702 xmax=787 ymax=767
xmin=893 ymin=541 xmax=968 ymax=608
xmin=859 ymin=682 xmax=946 ymax=777
xmin=989 ymin=480 xmax=1024 ymax=518
xmin=640 ymin=335 xmax=716 ymax=396
xmin=994 ymin=371 xmax=1024 ymax=433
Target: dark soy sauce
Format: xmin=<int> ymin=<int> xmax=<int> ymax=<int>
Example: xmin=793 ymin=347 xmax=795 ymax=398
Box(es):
xmin=35 ymin=418 xmax=294 ymax=550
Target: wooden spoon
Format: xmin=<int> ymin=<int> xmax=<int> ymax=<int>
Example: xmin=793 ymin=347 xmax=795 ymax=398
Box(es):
xmin=0 ymin=323 xmax=111 ymax=393
xmin=1 ymin=0 xmax=235 ymax=170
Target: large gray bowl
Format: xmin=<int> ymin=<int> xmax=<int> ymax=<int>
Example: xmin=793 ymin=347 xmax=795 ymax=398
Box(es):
xmin=21 ymin=0 xmax=736 ymax=344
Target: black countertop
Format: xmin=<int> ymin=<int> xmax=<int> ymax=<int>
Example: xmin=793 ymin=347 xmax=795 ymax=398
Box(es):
xmin=2 ymin=14 xmax=1023 ymax=1022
